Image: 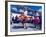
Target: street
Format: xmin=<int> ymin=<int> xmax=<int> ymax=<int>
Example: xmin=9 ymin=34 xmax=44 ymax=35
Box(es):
xmin=10 ymin=23 xmax=40 ymax=32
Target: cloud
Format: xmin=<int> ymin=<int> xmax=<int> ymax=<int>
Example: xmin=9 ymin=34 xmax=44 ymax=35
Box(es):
xmin=12 ymin=7 xmax=17 ymax=11
xmin=19 ymin=9 xmax=24 ymax=12
xmin=37 ymin=9 xmax=42 ymax=12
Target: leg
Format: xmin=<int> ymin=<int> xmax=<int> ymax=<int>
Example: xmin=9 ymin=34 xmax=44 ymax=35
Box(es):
xmin=22 ymin=22 xmax=24 ymax=28
xmin=24 ymin=23 xmax=27 ymax=29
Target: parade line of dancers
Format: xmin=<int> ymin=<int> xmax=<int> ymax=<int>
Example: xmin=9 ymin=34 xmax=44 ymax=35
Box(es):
xmin=10 ymin=9 xmax=42 ymax=29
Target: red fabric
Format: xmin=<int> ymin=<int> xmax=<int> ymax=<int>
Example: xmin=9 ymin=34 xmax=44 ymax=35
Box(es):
xmin=33 ymin=18 xmax=40 ymax=24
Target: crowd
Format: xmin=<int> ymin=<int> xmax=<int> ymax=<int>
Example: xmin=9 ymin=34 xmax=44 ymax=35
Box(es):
xmin=10 ymin=10 xmax=42 ymax=29
xmin=11 ymin=12 xmax=41 ymax=24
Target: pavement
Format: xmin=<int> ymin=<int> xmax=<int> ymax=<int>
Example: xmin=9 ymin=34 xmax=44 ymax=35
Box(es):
xmin=10 ymin=23 xmax=41 ymax=32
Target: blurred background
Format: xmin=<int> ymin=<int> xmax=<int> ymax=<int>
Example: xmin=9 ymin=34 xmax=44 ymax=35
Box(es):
xmin=10 ymin=5 xmax=42 ymax=32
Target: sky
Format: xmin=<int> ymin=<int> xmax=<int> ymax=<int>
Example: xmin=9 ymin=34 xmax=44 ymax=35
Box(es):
xmin=11 ymin=5 xmax=42 ymax=14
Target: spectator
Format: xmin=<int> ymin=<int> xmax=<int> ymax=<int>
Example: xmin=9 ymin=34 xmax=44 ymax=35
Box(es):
xmin=33 ymin=16 xmax=40 ymax=28
xmin=14 ymin=15 xmax=20 ymax=23
xmin=12 ymin=16 xmax=15 ymax=23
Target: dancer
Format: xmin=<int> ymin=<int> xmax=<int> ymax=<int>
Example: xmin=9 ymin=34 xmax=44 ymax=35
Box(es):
xmin=19 ymin=11 xmax=27 ymax=29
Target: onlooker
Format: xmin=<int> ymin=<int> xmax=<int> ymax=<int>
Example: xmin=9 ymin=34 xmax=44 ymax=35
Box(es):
xmin=33 ymin=16 xmax=40 ymax=28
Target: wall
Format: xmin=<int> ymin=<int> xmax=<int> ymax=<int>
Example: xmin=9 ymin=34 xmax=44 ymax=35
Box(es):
xmin=0 ymin=0 xmax=46 ymax=37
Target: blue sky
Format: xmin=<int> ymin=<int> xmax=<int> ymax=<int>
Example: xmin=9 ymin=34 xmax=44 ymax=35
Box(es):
xmin=11 ymin=5 xmax=42 ymax=13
